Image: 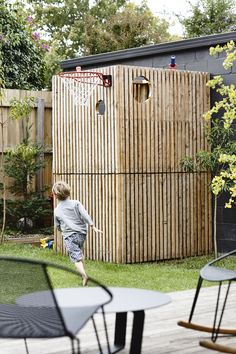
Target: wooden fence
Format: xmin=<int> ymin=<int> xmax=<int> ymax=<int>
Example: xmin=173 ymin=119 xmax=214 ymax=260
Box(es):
xmin=53 ymin=65 xmax=212 ymax=263
xmin=0 ymin=89 xmax=52 ymax=194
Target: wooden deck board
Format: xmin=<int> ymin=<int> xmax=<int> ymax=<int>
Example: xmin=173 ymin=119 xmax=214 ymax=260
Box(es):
xmin=1 ymin=284 xmax=236 ymax=353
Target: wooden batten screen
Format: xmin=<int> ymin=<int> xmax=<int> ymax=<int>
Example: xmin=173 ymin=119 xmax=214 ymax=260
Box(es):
xmin=0 ymin=89 xmax=52 ymax=192
xmin=52 ymin=65 xmax=212 ymax=263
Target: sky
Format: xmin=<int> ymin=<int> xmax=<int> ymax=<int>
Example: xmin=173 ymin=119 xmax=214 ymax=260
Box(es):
xmin=132 ymin=0 xmax=198 ymax=36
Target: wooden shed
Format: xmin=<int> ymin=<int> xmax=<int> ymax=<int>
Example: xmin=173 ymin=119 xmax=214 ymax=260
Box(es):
xmin=52 ymin=65 xmax=212 ymax=263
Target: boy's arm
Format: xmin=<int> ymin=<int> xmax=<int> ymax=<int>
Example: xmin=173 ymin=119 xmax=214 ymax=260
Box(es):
xmin=75 ymin=202 xmax=94 ymax=225
xmin=54 ymin=216 xmax=61 ymax=231
xmin=76 ymin=202 xmax=103 ymax=233
xmin=89 ymin=225 xmax=103 ymax=234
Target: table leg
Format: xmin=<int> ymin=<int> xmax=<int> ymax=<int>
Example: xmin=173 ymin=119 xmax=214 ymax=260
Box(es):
xmin=130 ymin=310 xmax=145 ymax=354
xmin=110 ymin=310 xmax=145 ymax=354
xmin=111 ymin=312 xmax=127 ymax=353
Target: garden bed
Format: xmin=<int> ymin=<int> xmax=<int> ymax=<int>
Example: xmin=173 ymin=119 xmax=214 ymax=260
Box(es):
xmin=5 ymin=234 xmax=54 ymax=247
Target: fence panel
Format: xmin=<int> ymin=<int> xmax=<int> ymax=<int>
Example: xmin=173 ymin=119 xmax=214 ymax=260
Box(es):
xmin=0 ymin=89 xmax=52 ymax=196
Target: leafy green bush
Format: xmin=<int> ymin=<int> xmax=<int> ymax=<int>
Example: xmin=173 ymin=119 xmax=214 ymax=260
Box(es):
xmin=6 ymin=195 xmax=52 ymax=231
xmin=0 ymin=194 xmax=52 ymax=232
xmin=0 ymin=1 xmax=47 ymax=90
xmin=3 ymin=142 xmax=52 ymax=231
xmin=4 ymin=143 xmax=44 ymax=198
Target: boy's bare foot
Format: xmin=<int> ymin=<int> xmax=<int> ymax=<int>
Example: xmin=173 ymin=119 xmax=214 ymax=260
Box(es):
xmin=82 ymin=276 xmax=88 ymax=287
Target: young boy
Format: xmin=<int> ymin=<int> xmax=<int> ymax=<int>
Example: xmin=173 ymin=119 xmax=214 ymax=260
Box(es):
xmin=52 ymin=181 xmax=102 ymax=286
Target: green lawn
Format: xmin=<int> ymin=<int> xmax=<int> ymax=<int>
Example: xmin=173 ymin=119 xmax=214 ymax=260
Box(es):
xmin=0 ymin=243 xmax=234 ymax=292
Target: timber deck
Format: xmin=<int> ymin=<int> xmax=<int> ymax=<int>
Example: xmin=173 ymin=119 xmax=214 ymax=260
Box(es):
xmin=1 ymin=284 xmax=236 ymax=354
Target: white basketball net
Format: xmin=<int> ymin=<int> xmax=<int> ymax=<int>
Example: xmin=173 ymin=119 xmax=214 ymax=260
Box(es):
xmin=61 ymin=76 xmax=100 ymax=106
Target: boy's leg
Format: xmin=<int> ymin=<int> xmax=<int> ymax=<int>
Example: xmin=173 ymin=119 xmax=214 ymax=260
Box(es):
xmin=75 ymin=258 xmax=88 ymax=286
xmin=65 ymin=233 xmax=88 ymax=286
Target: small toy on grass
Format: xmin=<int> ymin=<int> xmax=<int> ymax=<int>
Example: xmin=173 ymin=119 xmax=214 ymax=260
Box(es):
xmin=40 ymin=237 xmax=54 ymax=249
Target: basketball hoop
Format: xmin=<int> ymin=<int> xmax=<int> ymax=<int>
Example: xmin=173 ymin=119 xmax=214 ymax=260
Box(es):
xmin=58 ymin=66 xmax=112 ymax=106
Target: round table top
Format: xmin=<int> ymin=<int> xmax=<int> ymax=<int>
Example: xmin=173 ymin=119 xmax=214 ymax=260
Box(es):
xmin=17 ymin=287 xmax=171 ymax=313
xmin=103 ymin=287 xmax=171 ymax=312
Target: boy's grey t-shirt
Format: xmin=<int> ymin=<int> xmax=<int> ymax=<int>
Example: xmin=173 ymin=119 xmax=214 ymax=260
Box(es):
xmin=54 ymin=199 xmax=93 ymax=238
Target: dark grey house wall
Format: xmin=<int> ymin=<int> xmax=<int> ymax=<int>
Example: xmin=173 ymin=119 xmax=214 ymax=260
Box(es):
xmin=61 ymin=32 xmax=236 ymax=254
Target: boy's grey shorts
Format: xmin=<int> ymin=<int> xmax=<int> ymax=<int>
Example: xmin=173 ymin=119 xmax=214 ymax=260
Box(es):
xmin=64 ymin=232 xmax=86 ymax=262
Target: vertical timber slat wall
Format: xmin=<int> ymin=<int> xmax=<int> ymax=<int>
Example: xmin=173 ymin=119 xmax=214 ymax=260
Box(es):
xmin=0 ymin=89 xmax=52 ymax=193
xmin=53 ymin=65 xmax=212 ymax=263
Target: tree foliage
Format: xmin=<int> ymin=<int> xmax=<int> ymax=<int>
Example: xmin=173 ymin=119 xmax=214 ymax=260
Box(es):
xmin=26 ymin=0 xmax=89 ymax=58
xmin=0 ymin=0 xmax=47 ymax=90
xmin=26 ymin=0 xmax=172 ymax=57
xmin=179 ymin=0 xmax=236 ymax=38
xmin=81 ymin=2 xmax=171 ymax=55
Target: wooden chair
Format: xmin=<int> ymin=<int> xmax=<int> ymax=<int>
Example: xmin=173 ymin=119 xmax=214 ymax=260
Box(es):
xmin=0 ymin=256 xmax=113 ymax=354
xmin=178 ymin=249 xmax=236 ymax=340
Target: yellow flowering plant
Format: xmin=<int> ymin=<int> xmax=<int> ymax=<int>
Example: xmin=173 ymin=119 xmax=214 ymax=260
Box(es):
xmin=181 ymin=42 xmax=236 ymax=256
xmin=208 ymin=42 xmax=236 ymax=208
xmin=212 ymin=154 xmax=236 ymax=208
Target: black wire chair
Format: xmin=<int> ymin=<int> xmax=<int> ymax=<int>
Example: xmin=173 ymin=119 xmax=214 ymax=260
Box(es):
xmin=178 ymin=249 xmax=236 ymax=348
xmin=0 ymin=256 xmax=113 ymax=354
